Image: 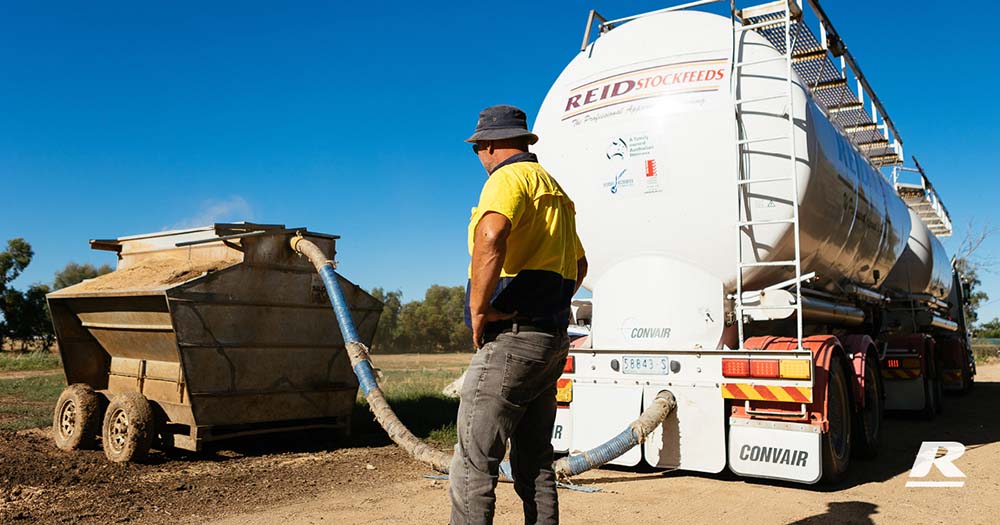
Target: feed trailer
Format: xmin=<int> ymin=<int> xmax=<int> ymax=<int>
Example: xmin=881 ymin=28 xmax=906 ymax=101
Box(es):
xmin=47 ymin=223 xmax=381 ymax=462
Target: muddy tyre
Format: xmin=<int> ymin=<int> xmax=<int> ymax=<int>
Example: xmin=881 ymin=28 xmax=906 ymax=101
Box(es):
xmin=821 ymin=357 xmax=852 ymax=484
xmin=102 ymin=392 xmax=155 ymax=463
xmin=851 ymin=353 xmax=884 ymax=459
xmin=53 ymin=384 xmax=102 ymax=451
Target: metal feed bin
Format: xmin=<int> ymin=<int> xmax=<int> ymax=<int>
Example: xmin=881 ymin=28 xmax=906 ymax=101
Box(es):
xmin=47 ymin=223 xmax=381 ymax=462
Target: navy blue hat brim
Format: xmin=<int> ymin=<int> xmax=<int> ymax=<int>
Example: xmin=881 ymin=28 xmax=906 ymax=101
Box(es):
xmin=465 ymin=128 xmax=539 ymax=144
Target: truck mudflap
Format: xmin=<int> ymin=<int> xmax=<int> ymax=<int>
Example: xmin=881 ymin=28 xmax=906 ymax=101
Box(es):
xmin=728 ymin=417 xmax=822 ymax=484
xmin=553 ymin=405 xmax=572 ymax=453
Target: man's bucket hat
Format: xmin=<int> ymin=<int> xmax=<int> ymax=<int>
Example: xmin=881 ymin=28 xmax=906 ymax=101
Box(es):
xmin=465 ymin=105 xmax=539 ymax=145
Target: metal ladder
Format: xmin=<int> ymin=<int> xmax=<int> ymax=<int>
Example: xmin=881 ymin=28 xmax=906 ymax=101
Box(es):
xmin=730 ymin=0 xmax=805 ymax=352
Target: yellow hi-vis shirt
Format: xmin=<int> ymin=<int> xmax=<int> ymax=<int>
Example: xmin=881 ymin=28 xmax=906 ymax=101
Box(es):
xmin=465 ymin=153 xmax=584 ymax=327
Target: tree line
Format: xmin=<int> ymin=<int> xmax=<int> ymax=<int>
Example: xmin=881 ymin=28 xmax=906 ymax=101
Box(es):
xmin=1 ymin=232 xmax=996 ymax=352
xmin=369 ymin=285 xmax=473 ymax=354
xmin=1 ymin=238 xmax=111 ymax=350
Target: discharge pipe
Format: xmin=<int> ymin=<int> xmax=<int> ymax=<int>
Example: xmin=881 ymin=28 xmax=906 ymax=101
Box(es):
xmin=291 ymin=235 xmax=677 ymax=480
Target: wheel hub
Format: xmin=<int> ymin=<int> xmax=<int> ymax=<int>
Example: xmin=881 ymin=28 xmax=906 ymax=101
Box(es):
xmin=59 ymin=400 xmax=76 ymax=438
xmin=108 ymin=409 xmax=129 ymax=452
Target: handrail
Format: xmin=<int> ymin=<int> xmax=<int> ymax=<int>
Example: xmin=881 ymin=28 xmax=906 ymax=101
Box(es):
xmin=579 ymin=9 xmax=608 ymax=52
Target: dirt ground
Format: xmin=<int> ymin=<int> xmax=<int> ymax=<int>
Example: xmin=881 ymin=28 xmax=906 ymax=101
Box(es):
xmin=2 ymin=364 xmax=999 ymax=525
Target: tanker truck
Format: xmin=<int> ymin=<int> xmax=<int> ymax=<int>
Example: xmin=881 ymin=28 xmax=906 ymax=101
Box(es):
xmin=533 ymin=0 xmax=974 ymax=484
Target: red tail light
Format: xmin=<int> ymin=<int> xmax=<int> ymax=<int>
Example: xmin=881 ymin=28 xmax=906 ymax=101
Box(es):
xmin=722 ymin=358 xmax=750 ymax=378
xmin=563 ymin=355 xmax=575 ymax=374
xmin=886 ymin=359 xmax=900 ymax=369
xmin=749 ymin=359 xmax=780 ymax=379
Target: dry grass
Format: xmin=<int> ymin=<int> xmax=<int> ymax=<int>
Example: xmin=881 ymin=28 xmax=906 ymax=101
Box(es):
xmin=973 ymin=342 xmax=999 ymax=363
xmin=0 ymin=351 xmax=61 ymax=373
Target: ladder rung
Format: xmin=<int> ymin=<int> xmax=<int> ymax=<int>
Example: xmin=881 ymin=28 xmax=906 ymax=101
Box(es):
xmin=792 ymin=50 xmax=827 ymax=63
xmin=738 ymin=0 xmax=800 ymax=21
xmin=738 ymin=135 xmax=789 ymax=145
xmin=735 ymin=94 xmax=786 ymax=105
xmin=843 ymin=123 xmax=878 ymax=133
xmin=740 ymin=260 xmax=799 ymax=268
xmin=827 ymin=101 xmax=864 ymax=113
xmin=740 ymin=218 xmax=796 ymax=227
xmin=737 ymin=176 xmax=794 ymax=185
xmin=870 ymin=153 xmax=901 ymax=163
xmin=736 ymin=18 xmax=787 ymax=32
xmin=737 ymin=304 xmax=800 ymax=311
xmin=812 ymin=78 xmax=847 ymax=91
xmin=857 ymin=139 xmax=890 ymax=149
xmin=735 ymin=55 xmax=787 ymax=68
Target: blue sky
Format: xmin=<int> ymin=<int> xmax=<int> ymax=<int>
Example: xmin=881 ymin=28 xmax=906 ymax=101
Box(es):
xmin=2 ymin=0 xmax=998 ymax=323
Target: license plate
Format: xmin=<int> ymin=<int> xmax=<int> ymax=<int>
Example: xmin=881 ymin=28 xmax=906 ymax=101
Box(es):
xmin=621 ymin=356 xmax=669 ymax=375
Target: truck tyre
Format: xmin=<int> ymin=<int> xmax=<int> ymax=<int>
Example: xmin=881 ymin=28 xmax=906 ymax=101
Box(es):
xmin=851 ymin=352 xmax=883 ymax=459
xmin=920 ymin=374 xmax=939 ymax=420
xmin=53 ymin=384 xmax=101 ymax=451
xmin=102 ymin=392 xmax=155 ymax=463
xmin=962 ymin=358 xmax=975 ymax=393
xmin=933 ymin=371 xmax=944 ymax=414
xmin=821 ymin=357 xmax=852 ymax=484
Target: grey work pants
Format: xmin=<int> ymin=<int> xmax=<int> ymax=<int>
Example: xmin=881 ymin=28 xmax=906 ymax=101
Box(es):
xmin=449 ymin=330 xmax=569 ymax=525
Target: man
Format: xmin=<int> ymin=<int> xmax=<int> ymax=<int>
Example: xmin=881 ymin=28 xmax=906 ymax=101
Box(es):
xmin=450 ymin=105 xmax=587 ymax=525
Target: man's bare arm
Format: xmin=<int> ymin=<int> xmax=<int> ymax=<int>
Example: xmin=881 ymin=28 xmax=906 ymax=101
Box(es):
xmin=470 ymin=212 xmax=516 ymax=348
xmin=575 ymin=255 xmax=588 ymax=294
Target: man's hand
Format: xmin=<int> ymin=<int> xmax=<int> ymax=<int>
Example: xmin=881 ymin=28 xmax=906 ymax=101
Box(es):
xmin=469 ymin=212 xmax=512 ymax=349
xmin=471 ymin=307 xmax=517 ymax=349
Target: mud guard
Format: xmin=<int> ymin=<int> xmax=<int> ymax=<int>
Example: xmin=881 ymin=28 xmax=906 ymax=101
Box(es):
xmin=739 ymin=335 xmax=846 ymax=432
xmin=842 ymin=335 xmax=876 ymax=409
xmin=728 ymin=336 xmax=853 ymax=483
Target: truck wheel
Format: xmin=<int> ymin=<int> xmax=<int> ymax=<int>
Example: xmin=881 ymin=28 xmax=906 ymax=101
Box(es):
xmin=821 ymin=357 xmax=852 ymax=484
xmin=53 ymin=384 xmax=101 ymax=451
xmin=933 ymin=372 xmax=944 ymax=414
xmin=920 ymin=375 xmax=939 ymax=420
xmin=852 ymin=353 xmax=883 ymax=459
xmin=102 ymin=392 xmax=155 ymax=463
xmin=962 ymin=359 xmax=975 ymax=393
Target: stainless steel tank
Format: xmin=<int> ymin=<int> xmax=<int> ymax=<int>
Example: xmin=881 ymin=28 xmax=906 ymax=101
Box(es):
xmin=531 ymin=10 xmax=914 ymax=349
xmin=883 ymin=208 xmax=953 ymax=300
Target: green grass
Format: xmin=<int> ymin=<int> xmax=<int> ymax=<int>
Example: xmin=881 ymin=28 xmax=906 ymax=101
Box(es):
xmin=0 ymin=373 xmax=64 ymax=431
xmin=0 ymin=350 xmax=61 ymax=372
xmin=352 ymin=366 xmax=462 ymax=449
xmin=973 ymin=343 xmax=999 ymax=363
xmin=0 ymin=350 xmax=468 ymax=443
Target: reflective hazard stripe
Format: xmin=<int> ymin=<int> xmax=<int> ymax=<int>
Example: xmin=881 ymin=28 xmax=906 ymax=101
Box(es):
xmin=721 ymin=384 xmax=812 ymax=403
xmin=881 ymin=369 xmax=921 ymax=379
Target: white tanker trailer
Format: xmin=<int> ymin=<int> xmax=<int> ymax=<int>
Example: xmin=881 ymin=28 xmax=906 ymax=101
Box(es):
xmin=534 ymin=0 xmax=973 ymax=484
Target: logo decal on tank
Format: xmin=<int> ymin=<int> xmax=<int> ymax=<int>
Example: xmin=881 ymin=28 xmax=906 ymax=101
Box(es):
xmin=563 ymin=58 xmax=728 ymax=121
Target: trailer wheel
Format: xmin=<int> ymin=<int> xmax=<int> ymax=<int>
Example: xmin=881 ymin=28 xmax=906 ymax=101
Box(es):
xmin=102 ymin=392 xmax=155 ymax=463
xmin=920 ymin=374 xmax=940 ymax=420
xmin=962 ymin=358 xmax=975 ymax=393
xmin=821 ymin=357 xmax=852 ymax=484
xmin=53 ymin=384 xmax=101 ymax=451
xmin=933 ymin=372 xmax=944 ymax=414
xmin=852 ymin=352 xmax=883 ymax=459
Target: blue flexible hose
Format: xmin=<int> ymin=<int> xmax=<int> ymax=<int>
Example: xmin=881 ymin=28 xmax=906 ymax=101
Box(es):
xmin=317 ymin=264 xmax=378 ymax=395
xmin=294 ymin=235 xmax=674 ymax=479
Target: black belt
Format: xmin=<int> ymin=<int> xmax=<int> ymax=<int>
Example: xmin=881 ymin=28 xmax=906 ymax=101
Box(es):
xmin=485 ymin=318 xmax=563 ymax=336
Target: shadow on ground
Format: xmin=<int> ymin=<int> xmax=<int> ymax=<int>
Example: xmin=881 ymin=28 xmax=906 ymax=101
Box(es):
xmin=567 ymin=379 xmax=1000 ymax=493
